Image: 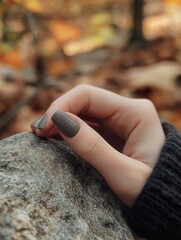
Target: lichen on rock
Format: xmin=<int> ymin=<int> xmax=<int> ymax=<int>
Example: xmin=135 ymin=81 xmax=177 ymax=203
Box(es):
xmin=0 ymin=132 xmax=134 ymax=240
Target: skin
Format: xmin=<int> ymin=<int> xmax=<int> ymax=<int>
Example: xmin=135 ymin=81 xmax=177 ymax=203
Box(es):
xmin=31 ymin=84 xmax=165 ymax=206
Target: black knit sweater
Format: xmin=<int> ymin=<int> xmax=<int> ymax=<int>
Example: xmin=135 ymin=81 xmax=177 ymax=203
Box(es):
xmin=123 ymin=122 xmax=181 ymax=240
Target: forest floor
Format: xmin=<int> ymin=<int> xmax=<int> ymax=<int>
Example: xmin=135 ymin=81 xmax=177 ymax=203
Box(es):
xmin=0 ymin=35 xmax=181 ymax=139
xmin=1 ymin=0 xmax=181 ymax=140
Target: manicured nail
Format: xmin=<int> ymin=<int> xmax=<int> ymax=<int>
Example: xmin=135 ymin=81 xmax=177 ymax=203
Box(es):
xmin=51 ymin=110 xmax=80 ymax=138
xmin=31 ymin=115 xmax=47 ymax=129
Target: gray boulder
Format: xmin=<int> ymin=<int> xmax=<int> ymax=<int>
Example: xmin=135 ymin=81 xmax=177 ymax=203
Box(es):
xmin=0 ymin=132 xmax=134 ymax=240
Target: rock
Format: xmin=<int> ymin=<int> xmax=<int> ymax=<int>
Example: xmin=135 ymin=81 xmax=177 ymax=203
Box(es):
xmin=0 ymin=132 xmax=134 ymax=240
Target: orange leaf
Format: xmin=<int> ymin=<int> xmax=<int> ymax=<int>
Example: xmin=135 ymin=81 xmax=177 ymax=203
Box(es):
xmin=51 ymin=21 xmax=81 ymax=43
xmin=0 ymin=50 xmax=22 ymax=69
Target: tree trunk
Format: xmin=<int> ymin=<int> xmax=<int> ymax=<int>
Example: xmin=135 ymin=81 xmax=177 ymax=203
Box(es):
xmin=129 ymin=0 xmax=145 ymax=48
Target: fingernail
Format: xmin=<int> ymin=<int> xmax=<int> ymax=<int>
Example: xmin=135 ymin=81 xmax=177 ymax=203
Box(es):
xmin=51 ymin=110 xmax=80 ymax=138
xmin=31 ymin=115 xmax=47 ymax=129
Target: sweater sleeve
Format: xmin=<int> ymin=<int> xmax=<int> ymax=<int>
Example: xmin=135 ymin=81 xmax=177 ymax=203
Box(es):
xmin=122 ymin=122 xmax=181 ymax=240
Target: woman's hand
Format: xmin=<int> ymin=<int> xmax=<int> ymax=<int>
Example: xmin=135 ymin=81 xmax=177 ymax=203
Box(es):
xmin=31 ymin=84 xmax=165 ymax=206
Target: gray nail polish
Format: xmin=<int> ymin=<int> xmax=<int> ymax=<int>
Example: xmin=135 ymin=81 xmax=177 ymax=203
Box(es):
xmin=51 ymin=110 xmax=80 ymax=138
xmin=31 ymin=115 xmax=47 ymax=129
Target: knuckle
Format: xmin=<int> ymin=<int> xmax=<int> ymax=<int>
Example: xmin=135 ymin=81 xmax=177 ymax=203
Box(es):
xmin=75 ymin=84 xmax=89 ymax=92
xmin=138 ymin=99 xmax=156 ymax=114
xmin=82 ymin=137 xmax=103 ymax=159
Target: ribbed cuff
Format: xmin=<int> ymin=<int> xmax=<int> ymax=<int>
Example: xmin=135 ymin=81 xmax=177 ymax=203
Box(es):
xmin=122 ymin=122 xmax=181 ymax=240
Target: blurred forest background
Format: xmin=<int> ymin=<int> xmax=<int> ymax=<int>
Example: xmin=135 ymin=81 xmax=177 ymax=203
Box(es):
xmin=0 ymin=0 xmax=181 ymax=139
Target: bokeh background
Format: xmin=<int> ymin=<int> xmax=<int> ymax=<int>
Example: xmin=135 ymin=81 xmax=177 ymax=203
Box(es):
xmin=0 ymin=0 xmax=181 ymax=140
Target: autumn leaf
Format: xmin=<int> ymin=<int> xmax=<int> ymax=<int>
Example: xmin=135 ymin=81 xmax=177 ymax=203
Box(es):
xmin=50 ymin=20 xmax=81 ymax=43
xmin=15 ymin=0 xmax=44 ymax=13
xmin=0 ymin=49 xmax=22 ymax=69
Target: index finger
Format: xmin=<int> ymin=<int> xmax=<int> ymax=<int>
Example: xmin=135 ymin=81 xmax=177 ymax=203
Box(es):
xmin=44 ymin=84 xmax=130 ymax=132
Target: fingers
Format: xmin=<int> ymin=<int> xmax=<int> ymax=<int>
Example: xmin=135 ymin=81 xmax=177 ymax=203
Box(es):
xmin=48 ymin=84 xmax=123 ymax=118
xmin=51 ymin=110 xmax=151 ymax=206
xmin=31 ymin=85 xmax=135 ymax=136
xmin=30 ymin=85 xmax=165 ymax=168
xmin=34 ymin=85 xmax=126 ymax=130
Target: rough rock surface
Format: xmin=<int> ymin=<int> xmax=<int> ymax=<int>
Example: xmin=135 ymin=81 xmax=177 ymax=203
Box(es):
xmin=0 ymin=132 xmax=134 ymax=240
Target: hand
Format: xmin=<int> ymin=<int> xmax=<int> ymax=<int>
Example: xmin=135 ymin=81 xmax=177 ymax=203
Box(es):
xmin=31 ymin=84 xmax=165 ymax=206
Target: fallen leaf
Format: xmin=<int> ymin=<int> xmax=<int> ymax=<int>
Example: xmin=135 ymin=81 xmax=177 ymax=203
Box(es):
xmin=51 ymin=20 xmax=81 ymax=44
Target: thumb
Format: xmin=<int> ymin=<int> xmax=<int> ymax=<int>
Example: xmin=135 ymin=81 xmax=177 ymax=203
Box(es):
xmin=51 ymin=110 xmax=151 ymax=205
xmin=51 ymin=110 xmax=114 ymax=171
